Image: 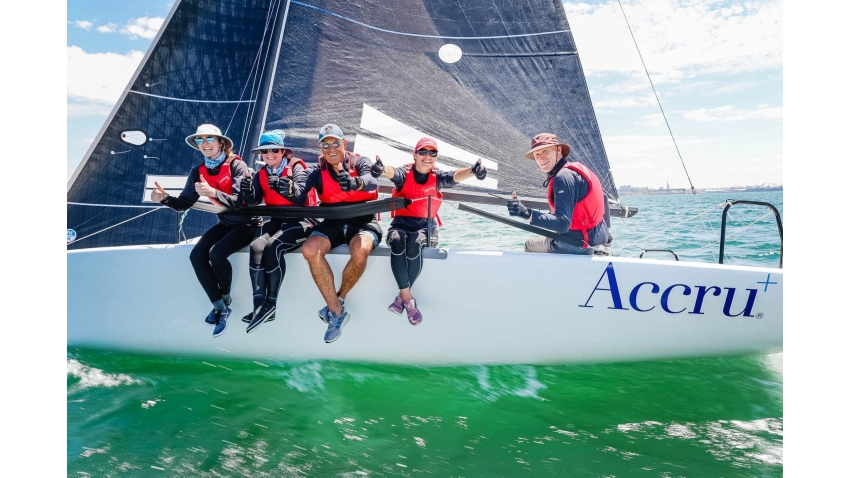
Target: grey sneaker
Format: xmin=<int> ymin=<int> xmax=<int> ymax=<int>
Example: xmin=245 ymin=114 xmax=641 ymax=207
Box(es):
xmin=324 ymin=308 xmax=350 ymax=343
xmin=318 ymin=297 xmax=345 ymax=323
xmin=387 ymin=294 xmax=404 ymax=315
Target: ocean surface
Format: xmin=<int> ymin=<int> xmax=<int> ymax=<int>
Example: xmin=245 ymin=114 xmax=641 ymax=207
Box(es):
xmin=68 ymin=191 xmax=783 ymax=476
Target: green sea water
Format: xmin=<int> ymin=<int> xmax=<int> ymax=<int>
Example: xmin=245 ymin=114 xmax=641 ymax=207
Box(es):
xmin=68 ymin=191 xmax=783 ymax=476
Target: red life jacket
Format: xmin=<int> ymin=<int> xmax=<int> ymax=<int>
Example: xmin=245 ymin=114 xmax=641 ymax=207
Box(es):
xmin=198 ymin=155 xmax=240 ymax=206
xmin=257 ymin=158 xmax=318 ymax=206
xmin=316 ymin=152 xmax=378 ymax=204
xmin=547 ymin=161 xmax=605 ymax=247
xmin=391 ymin=164 xmax=443 ymax=226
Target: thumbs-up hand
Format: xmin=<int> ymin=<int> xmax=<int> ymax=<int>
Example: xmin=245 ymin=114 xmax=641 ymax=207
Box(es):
xmin=471 ymin=158 xmax=487 ymax=180
xmin=151 ymin=181 xmax=168 ymax=202
xmin=195 ymin=174 xmax=216 ymax=197
xmin=370 ymin=155 xmax=385 ymax=178
xmin=337 ymin=170 xmax=363 ymax=192
xmin=507 ymin=191 xmax=530 ymax=219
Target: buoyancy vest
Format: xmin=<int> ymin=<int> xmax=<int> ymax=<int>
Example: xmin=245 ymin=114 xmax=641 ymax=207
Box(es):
xmin=391 ymin=164 xmax=443 ymax=226
xmin=547 ymin=161 xmax=605 ymax=247
xmin=316 ymin=152 xmax=378 ymax=204
xmin=199 ymin=155 xmax=240 ymax=206
xmin=257 ymin=159 xmax=318 ymax=206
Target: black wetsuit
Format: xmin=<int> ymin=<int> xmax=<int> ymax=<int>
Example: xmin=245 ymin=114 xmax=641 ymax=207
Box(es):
xmin=242 ymin=162 xmax=316 ymax=310
xmin=386 ymin=167 xmax=457 ymax=290
xmin=160 ymin=159 xmax=259 ymax=304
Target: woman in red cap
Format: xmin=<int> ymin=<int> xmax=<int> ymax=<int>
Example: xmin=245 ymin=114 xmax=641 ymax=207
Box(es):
xmin=369 ymin=137 xmax=488 ymax=325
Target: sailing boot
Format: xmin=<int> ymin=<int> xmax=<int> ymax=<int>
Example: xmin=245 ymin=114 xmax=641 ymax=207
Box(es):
xmin=243 ymin=266 xmax=267 ymax=323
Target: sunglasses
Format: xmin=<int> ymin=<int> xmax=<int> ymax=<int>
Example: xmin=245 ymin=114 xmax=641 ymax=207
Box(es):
xmin=319 ymin=140 xmax=342 ymax=150
xmin=416 ymin=149 xmax=438 ymax=157
xmin=260 ymin=149 xmax=283 ymax=154
xmin=195 ymin=137 xmax=217 ymax=145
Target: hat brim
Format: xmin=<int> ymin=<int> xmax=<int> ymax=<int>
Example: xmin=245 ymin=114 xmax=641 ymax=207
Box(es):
xmin=251 ymin=146 xmax=293 ymax=153
xmin=185 ymin=134 xmax=234 ymax=151
xmin=523 ymin=143 xmax=571 ymax=160
xmin=318 ymin=135 xmax=344 ymax=142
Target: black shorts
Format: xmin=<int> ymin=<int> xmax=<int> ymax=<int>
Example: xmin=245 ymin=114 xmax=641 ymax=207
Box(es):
xmin=309 ymin=215 xmax=383 ymax=250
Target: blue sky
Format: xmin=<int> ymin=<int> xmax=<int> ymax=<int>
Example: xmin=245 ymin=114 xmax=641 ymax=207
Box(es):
xmin=66 ymin=0 xmax=783 ymax=188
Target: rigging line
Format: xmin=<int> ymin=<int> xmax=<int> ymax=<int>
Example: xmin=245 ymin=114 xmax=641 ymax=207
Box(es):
xmin=611 ymin=202 xmax=726 ymax=253
xmin=127 ymin=90 xmax=255 ymax=104
xmin=67 ymin=206 xmax=167 ymax=246
xmin=67 ymin=202 xmax=163 ymax=209
xmin=290 ymin=1 xmax=570 ymax=40
xmin=616 ymin=0 xmax=696 ymax=195
xmin=225 ymin=0 xmax=277 ymax=135
xmin=237 ymin=0 xmax=281 ymax=156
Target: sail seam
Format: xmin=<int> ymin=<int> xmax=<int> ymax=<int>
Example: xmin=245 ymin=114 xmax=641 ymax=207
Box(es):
xmin=290 ymin=1 xmax=569 ymax=39
xmin=127 ymin=90 xmax=256 ymax=104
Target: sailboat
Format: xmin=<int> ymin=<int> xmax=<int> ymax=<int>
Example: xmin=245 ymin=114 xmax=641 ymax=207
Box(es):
xmin=67 ymin=0 xmax=782 ymax=365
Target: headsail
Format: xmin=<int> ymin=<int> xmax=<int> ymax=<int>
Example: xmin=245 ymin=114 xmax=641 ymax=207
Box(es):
xmin=67 ymin=0 xmax=621 ymax=249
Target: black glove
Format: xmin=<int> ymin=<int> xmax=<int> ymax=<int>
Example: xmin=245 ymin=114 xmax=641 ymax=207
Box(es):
xmin=370 ymin=157 xmax=385 ymax=178
xmin=471 ymin=159 xmax=487 ymax=180
xmin=267 ymin=174 xmax=280 ymax=191
xmin=239 ymin=175 xmax=252 ymax=194
xmin=507 ymin=198 xmax=531 ymax=219
xmin=278 ymin=176 xmax=296 ymax=199
xmin=337 ymin=170 xmax=363 ymax=192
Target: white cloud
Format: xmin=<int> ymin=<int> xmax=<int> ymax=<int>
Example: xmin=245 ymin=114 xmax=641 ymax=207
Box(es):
xmin=97 ymin=23 xmax=118 ymax=33
xmin=67 ymin=103 xmax=114 ymax=118
xmin=74 ymin=20 xmax=93 ymax=30
xmin=563 ymin=0 xmax=782 ymax=79
xmin=683 ymin=104 xmax=783 ymax=122
xmin=120 ymin=17 xmax=165 ymax=40
xmin=67 ymin=46 xmax=145 ymax=105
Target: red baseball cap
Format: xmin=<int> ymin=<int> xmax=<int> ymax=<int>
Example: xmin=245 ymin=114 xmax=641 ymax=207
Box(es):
xmin=415 ymin=137 xmax=438 ymax=151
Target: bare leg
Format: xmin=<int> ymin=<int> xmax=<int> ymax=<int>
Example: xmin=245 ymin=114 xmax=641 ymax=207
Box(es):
xmin=338 ymin=234 xmax=372 ymax=301
xmin=399 ymin=287 xmax=413 ymax=301
xmin=301 ymin=235 xmax=341 ymax=314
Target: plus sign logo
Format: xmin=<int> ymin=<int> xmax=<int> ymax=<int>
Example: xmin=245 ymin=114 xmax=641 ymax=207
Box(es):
xmin=756 ymin=273 xmax=778 ymax=292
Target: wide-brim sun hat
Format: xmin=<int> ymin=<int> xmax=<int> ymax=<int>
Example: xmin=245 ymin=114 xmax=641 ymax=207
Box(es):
xmin=523 ymin=133 xmax=571 ymax=159
xmin=185 ymin=124 xmax=234 ymax=151
xmin=251 ymin=129 xmax=292 ymax=153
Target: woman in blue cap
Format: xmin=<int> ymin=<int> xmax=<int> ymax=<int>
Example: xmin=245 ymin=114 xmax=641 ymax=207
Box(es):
xmin=150 ymin=124 xmax=259 ymax=338
xmin=240 ymin=130 xmax=318 ymax=333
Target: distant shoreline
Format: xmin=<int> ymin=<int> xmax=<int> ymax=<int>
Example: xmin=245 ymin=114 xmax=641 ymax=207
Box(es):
xmin=619 ymin=187 xmax=783 ymax=196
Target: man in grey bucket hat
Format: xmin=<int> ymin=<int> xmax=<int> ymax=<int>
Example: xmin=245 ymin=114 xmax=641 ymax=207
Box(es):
xmin=508 ymin=133 xmax=612 ymax=255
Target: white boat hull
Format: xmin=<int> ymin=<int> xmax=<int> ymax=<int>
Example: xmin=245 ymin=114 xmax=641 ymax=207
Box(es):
xmin=67 ymin=244 xmax=782 ymax=365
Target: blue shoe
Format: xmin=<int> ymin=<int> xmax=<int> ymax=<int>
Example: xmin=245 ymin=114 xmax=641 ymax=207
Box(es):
xmin=246 ymin=301 xmax=276 ymax=334
xmin=205 ymin=308 xmax=218 ymax=325
xmin=212 ymin=308 xmax=231 ymax=337
xmin=324 ymin=308 xmax=350 ymax=343
xmin=318 ymin=297 xmax=345 ymax=323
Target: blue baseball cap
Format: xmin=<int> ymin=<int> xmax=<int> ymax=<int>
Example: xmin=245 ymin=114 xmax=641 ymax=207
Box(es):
xmin=318 ymin=123 xmax=345 ymax=141
xmin=251 ymin=130 xmax=291 ymax=153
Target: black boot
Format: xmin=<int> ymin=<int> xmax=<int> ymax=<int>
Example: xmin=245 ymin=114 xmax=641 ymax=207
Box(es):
xmin=244 ymin=267 xmax=267 ymax=323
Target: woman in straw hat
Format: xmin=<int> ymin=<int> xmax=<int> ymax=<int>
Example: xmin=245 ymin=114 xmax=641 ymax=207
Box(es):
xmin=150 ymin=124 xmax=260 ymax=338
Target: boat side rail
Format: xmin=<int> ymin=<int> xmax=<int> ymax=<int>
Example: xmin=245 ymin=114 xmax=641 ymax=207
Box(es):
xmin=639 ymin=249 xmax=679 ymax=261
xmin=719 ymin=200 xmax=783 ymax=268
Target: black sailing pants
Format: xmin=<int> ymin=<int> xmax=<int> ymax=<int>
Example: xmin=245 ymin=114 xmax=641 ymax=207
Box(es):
xmin=189 ymin=222 xmax=258 ymax=304
xmin=386 ymin=227 xmax=435 ymax=290
xmin=248 ymin=218 xmax=314 ymax=308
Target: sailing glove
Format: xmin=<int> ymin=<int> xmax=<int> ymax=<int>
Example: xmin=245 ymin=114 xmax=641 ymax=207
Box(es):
xmin=267 ymin=174 xmax=280 ymax=191
xmin=277 ymin=176 xmax=296 ymax=199
xmin=337 ymin=171 xmax=364 ymax=192
xmin=507 ymin=199 xmax=531 ymax=219
xmin=239 ymin=176 xmax=252 ymax=194
xmin=471 ymin=159 xmax=487 ymax=180
xmin=370 ymin=158 xmax=385 ymax=178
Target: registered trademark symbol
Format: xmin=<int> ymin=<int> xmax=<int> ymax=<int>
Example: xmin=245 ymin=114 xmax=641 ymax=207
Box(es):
xmin=756 ymin=312 xmax=764 ymax=319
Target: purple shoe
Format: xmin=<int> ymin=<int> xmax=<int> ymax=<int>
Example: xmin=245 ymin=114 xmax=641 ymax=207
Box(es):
xmin=387 ymin=295 xmax=404 ymax=315
xmin=403 ymin=298 xmax=422 ymax=326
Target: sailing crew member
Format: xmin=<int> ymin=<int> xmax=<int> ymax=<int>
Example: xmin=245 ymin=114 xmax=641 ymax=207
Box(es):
xmin=507 ymin=133 xmax=611 ymax=255
xmin=239 ymin=130 xmax=318 ymax=334
xmin=150 ymin=124 xmax=260 ymax=337
xmin=370 ymin=137 xmax=487 ymax=325
xmin=300 ymin=124 xmax=381 ymax=343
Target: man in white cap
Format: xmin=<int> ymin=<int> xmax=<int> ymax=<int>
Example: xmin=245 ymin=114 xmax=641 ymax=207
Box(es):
xmin=150 ymin=124 xmax=259 ymax=337
xmin=300 ymin=124 xmax=381 ymax=343
xmin=507 ymin=132 xmax=611 ymax=255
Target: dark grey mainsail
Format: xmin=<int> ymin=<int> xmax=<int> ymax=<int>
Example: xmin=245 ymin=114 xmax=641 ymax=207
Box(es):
xmin=67 ymin=0 xmax=628 ymax=249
